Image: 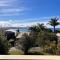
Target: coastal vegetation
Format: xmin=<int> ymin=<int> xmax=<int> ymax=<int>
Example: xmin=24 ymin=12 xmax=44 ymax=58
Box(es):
xmin=48 ymin=17 xmax=60 ymax=32
xmin=0 ymin=17 xmax=60 ymax=55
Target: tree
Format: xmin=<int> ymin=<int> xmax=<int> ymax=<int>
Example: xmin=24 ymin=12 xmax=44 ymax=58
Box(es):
xmin=37 ymin=23 xmax=46 ymax=31
xmin=29 ymin=23 xmax=52 ymax=33
xmin=16 ymin=33 xmax=33 ymax=54
xmin=0 ymin=29 xmax=9 ymax=54
xmin=28 ymin=23 xmax=58 ymax=54
xmin=29 ymin=23 xmax=52 ymax=47
xmin=48 ymin=17 xmax=60 ymax=32
xmin=36 ymin=31 xmax=58 ymax=49
xmin=29 ymin=23 xmax=46 ymax=32
xmin=29 ymin=23 xmax=47 ymax=47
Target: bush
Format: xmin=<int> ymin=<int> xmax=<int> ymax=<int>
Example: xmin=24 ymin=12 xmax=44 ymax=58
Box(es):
xmin=35 ymin=31 xmax=58 ymax=48
xmin=8 ymin=47 xmax=24 ymax=55
xmin=43 ymin=44 xmax=56 ymax=55
xmin=28 ymin=47 xmax=45 ymax=55
xmin=16 ymin=33 xmax=34 ymax=54
xmin=0 ymin=29 xmax=9 ymax=55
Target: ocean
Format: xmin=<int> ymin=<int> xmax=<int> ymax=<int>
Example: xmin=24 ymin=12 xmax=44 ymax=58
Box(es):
xmin=49 ymin=28 xmax=60 ymax=31
xmin=7 ymin=27 xmax=60 ymax=32
xmin=17 ymin=28 xmax=60 ymax=32
xmin=9 ymin=27 xmax=30 ymax=32
xmin=19 ymin=27 xmax=30 ymax=32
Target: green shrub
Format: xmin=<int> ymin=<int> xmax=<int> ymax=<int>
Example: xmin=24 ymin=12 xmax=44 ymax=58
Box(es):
xmin=0 ymin=29 xmax=9 ymax=55
xmin=8 ymin=47 xmax=24 ymax=55
xmin=28 ymin=47 xmax=45 ymax=55
xmin=43 ymin=44 xmax=56 ymax=55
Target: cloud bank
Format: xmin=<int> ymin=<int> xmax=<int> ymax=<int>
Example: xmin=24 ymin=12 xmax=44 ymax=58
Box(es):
xmin=0 ymin=20 xmax=60 ymax=28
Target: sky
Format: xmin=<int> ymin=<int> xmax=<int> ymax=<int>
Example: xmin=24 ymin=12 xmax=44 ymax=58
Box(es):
xmin=0 ymin=0 xmax=60 ymax=27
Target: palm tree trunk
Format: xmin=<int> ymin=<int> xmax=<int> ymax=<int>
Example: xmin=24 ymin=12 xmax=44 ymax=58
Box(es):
xmin=54 ymin=26 xmax=55 ymax=32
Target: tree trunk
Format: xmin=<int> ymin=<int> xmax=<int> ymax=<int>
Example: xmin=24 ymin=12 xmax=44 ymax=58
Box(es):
xmin=54 ymin=26 xmax=55 ymax=32
xmin=24 ymin=49 xmax=28 ymax=55
xmin=55 ymin=37 xmax=58 ymax=49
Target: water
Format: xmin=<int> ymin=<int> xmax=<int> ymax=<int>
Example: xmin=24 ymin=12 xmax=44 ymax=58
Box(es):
xmin=7 ymin=27 xmax=60 ymax=32
xmin=49 ymin=28 xmax=60 ymax=31
xmin=19 ymin=28 xmax=30 ymax=32
xmin=12 ymin=27 xmax=30 ymax=32
xmin=19 ymin=28 xmax=60 ymax=32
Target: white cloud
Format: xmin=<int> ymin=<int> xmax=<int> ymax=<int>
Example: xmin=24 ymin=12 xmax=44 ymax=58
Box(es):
xmin=0 ymin=9 xmax=24 ymax=13
xmin=0 ymin=0 xmax=16 ymax=7
xmin=0 ymin=0 xmax=26 ymax=16
xmin=0 ymin=20 xmax=60 ymax=28
xmin=0 ymin=8 xmax=25 ymax=16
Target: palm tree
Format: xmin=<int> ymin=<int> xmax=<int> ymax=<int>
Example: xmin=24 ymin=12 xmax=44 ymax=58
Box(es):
xmin=29 ymin=25 xmax=38 ymax=32
xmin=29 ymin=23 xmax=46 ymax=33
xmin=37 ymin=23 xmax=47 ymax=31
xmin=29 ymin=23 xmax=47 ymax=47
xmin=48 ymin=17 xmax=60 ymax=32
xmin=48 ymin=17 xmax=60 ymax=51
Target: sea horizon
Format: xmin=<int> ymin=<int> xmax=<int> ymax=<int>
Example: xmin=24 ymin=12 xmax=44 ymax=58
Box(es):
xmin=4 ymin=27 xmax=60 ymax=32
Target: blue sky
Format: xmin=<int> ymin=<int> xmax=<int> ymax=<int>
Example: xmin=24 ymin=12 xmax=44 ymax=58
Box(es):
xmin=0 ymin=0 xmax=60 ymax=27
